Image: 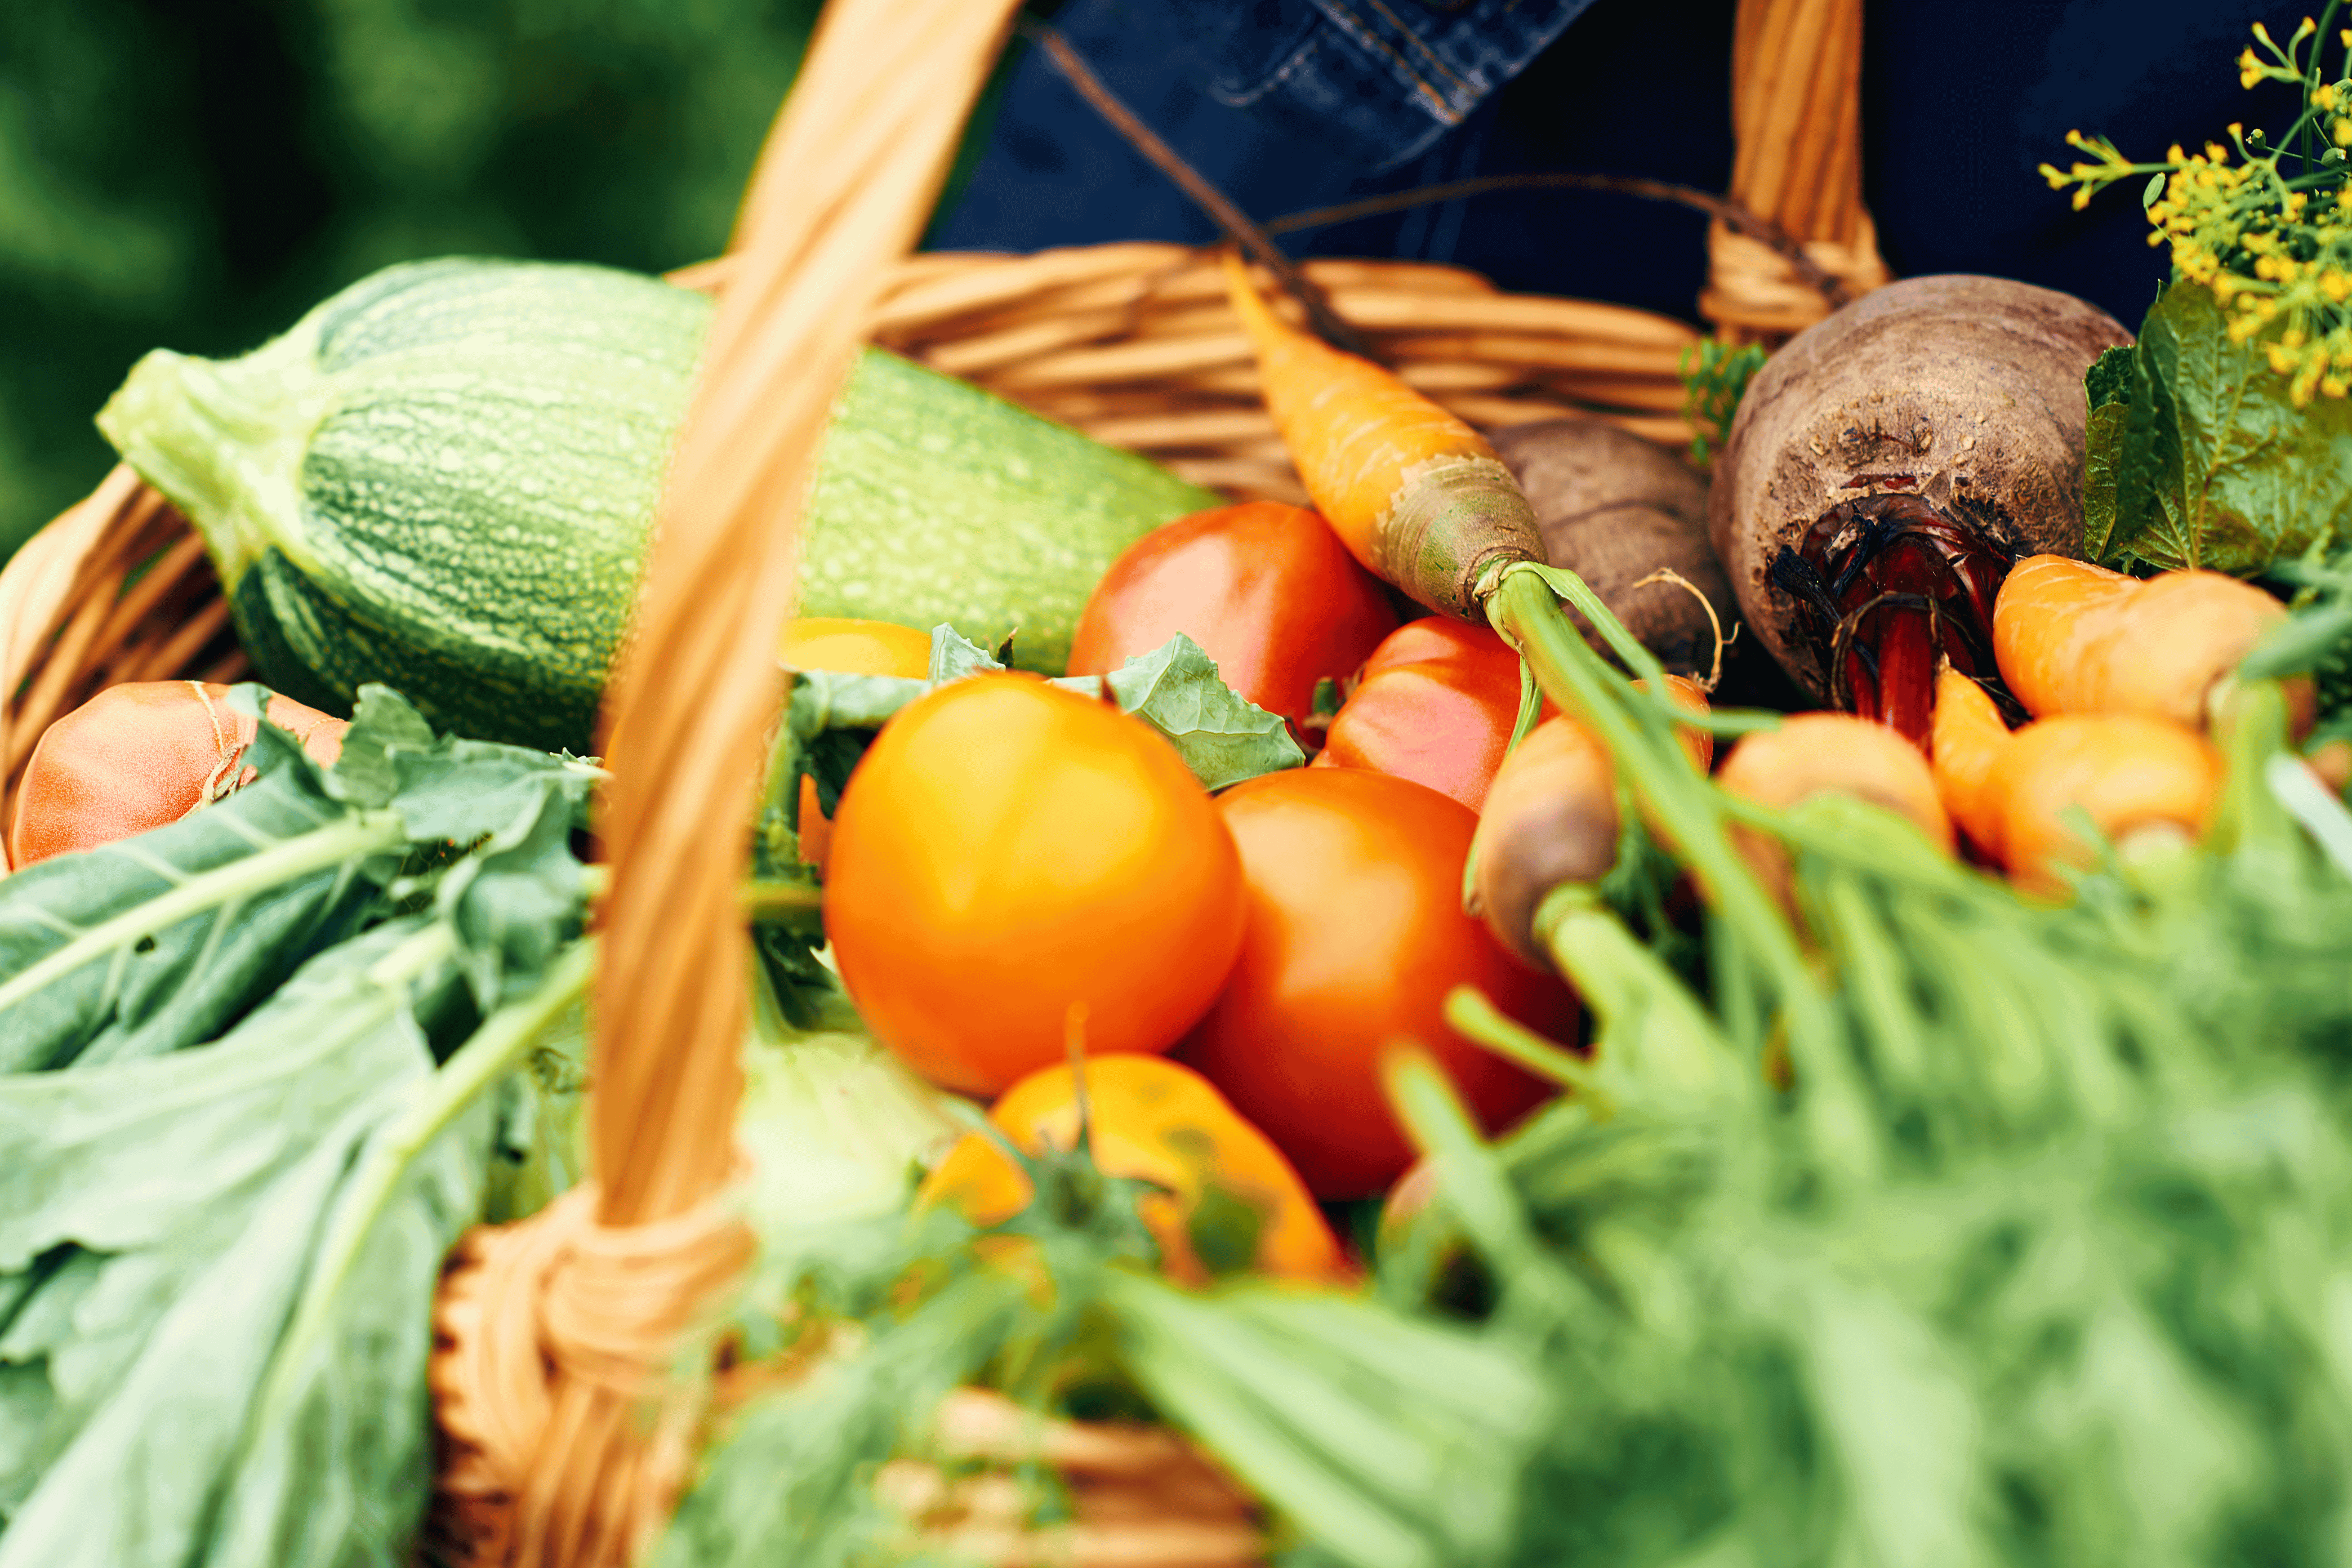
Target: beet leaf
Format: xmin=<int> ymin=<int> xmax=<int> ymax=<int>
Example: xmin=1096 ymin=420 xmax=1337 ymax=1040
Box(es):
xmin=2090 ymin=283 xmax=2352 ymax=574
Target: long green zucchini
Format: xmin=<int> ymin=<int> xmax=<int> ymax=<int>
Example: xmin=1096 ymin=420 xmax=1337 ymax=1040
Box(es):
xmin=97 ymin=259 xmax=1216 ymax=752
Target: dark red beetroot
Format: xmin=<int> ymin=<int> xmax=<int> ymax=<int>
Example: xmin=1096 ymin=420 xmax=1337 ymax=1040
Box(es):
xmin=1707 ymin=276 xmax=2131 ymax=745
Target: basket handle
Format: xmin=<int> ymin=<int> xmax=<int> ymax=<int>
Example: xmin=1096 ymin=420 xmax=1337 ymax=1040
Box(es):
xmin=1704 ymin=0 xmax=1889 ymax=340
xmin=591 ymin=0 xmax=1023 ymax=1226
xmin=501 ymin=2 xmax=1026 ymax=1561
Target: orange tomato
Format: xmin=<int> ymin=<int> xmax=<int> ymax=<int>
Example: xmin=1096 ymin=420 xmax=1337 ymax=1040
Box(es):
xmin=1177 ymin=768 xmax=1570 ymax=1199
xmin=1314 ymin=617 xmax=1549 ymax=812
xmin=826 ymin=673 xmax=1246 ymax=1095
xmin=916 ymin=1054 xmax=1344 ymax=1282
xmin=777 ymin=617 xmax=933 ymax=873
xmin=1067 ymin=502 xmax=1398 ymax=723
xmin=11 ymin=681 xmax=348 ymax=871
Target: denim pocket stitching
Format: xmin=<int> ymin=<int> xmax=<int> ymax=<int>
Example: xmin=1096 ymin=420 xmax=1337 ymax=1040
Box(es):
xmin=1361 ymin=0 xmax=1478 ymax=102
xmin=1206 ymin=30 xmax=1330 ymax=110
xmin=1316 ymin=0 xmax=1461 ymax=122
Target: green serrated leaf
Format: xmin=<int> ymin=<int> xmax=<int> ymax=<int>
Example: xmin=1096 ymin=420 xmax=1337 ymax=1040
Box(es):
xmin=202 ymin=1090 xmax=490 ymax=1568
xmin=927 ymin=623 xmax=1004 ymax=683
xmin=0 ymin=916 xmax=458 ymax=1568
xmin=2082 ymin=399 xmax=2133 ymax=564
xmin=433 ymin=781 xmax=585 ymax=1012
xmin=2084 ymin=344 xmax=2136 ymax=413
xmin=0 ymin=754 xmax=402 ymax=1075
xmin=1089 ymin=632 xmax=1305 ymax=791
xmin=775 ymin=632 xmax=1302 ymax=815
xmin=323 ymin=684 xmax=438 ymax=810
xmin=2106 ymin=284 xmax=2352 ymax=574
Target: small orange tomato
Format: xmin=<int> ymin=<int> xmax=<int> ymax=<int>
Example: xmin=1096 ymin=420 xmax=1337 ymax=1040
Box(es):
xmin=1315 ymin=617 xmax=1550 ymax=812
xmin=1177 ymin=768 xmax=1571 ymax=1199
xmin=777 ymin=617 xmax=933 ymax=872
xmin=11 ymin=681 xmax=348 ymax=871
xmin=826 ymin=674 xmax=1246 ymax=1095
xmin=916 ymin=1054 xmax=1345 ymax=1283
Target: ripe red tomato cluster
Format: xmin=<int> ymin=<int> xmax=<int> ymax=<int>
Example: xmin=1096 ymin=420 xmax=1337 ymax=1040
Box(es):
xmin=819 ymin=502 xmax=1578 ymax=1202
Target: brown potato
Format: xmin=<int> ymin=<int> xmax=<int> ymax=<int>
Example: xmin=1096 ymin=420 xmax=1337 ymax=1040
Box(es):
xmin=1493 ymin=418 xmax=1731 ymax=676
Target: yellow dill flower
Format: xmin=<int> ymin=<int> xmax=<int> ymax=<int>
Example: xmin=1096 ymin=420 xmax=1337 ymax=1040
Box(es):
xmin=2323 ymin=375 xmax=2348 ymax=397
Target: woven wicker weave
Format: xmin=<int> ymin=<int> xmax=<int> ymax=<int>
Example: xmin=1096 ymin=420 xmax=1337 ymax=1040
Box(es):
xmin=0 ymin=2 xmax=1877 ymax=1564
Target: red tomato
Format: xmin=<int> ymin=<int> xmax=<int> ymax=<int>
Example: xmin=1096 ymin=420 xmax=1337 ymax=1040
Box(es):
xmin=1315 ymin=617 xmax=1549 ymax=812
xmin=1175 ymin=768 xmax=1571 ymax=1199
xmin=1068 ymin=502 xmax=1398 ymax=722
xmin=826 ymin=673 xmax=1246 ymax=1095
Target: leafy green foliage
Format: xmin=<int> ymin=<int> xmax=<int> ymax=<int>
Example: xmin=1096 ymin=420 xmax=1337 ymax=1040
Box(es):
xmin=0 ymin=684 xmax=596 ymax=1075
xmin=2084 ymin=283 xmax=2352 ymax=573
xmin=666 ymin=1037 xmax=1545 ymax=1568
xmin=1389 ymin=677 xmax=2352 ymax=1564
xmin=0 ymin=684 xmax=595 ymax=1564
xmin=2251 ymin=542 xmax=2352 ymax=746
xmin=1678 ymin=339 xmax=1768 ymax=469
xmin=782 ymin=626 xmax=1302 ymax=808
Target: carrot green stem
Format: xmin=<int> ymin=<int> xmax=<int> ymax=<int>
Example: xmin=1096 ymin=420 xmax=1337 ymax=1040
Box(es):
xmin=1487 ymin=565 xmax=1877 ymax=1180
xmin=1379 ymin=1049 xmax=1578 ymax=1317
xmin=1531 ymin=884 xmax=1744 ymax=1112
xmin=2212 ymin=680 xmax=2296 ymax=862
xmin=1442 ymin=985 xmax=1594 ymax=1094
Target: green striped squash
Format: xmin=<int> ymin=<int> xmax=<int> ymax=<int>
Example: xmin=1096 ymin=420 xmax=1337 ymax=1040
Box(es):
xmin=97 ymin=258 xmax=1217 ymax=752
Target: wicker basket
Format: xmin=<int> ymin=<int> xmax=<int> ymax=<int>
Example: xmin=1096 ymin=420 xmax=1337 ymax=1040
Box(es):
xmin=0 ymin=1 xmax=1880 ymax=1563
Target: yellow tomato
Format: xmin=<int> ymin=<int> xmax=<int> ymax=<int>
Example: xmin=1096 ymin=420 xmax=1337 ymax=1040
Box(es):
xmin=778 ymin=617 xmax=933 ymax=871
xmin=825 ymin=673 xmax=1245 ymax=1095
xmin=777 ymin=616 xmax=932 ymax=679
xmin=917 ymin=1054 xmax=1344 ymax=1282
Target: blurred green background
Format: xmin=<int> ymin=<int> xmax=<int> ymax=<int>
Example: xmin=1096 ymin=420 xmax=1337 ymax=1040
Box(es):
xmin=0 ymin=0 xmax=839 ymax=561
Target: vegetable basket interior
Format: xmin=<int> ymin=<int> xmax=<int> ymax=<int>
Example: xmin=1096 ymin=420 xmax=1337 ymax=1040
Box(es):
xmin=0 ymin=0 xmax=1883 ymax=1563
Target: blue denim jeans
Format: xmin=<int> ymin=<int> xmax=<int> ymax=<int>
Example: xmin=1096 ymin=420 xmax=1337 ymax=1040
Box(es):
xmin=932 ymin=0 xmax=2295 ymax=332
xmin=932 ymin=0 xmax=1592 ymax=253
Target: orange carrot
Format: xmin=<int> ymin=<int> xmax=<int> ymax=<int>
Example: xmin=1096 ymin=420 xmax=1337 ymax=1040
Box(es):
xmin=1993 ymin=555 xmax=2311 ymax=732
xmin=11 ymin=681 xmax=347 ymax=870
xmin=1469 ymin=675 xmax=1711 ymax=968
xmin=1929 ymin=666 xmax=2012 ymax=858
xmin=1986 ymin=714 xmax=2219 ymax=896
xmin=1718 ymin=714 xmax=1953 ymax=848
xmin=1717 ymin=712 xmax=1954 ymax=908
xmin=1224 ymin=252 xmax=1544 ymax=618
